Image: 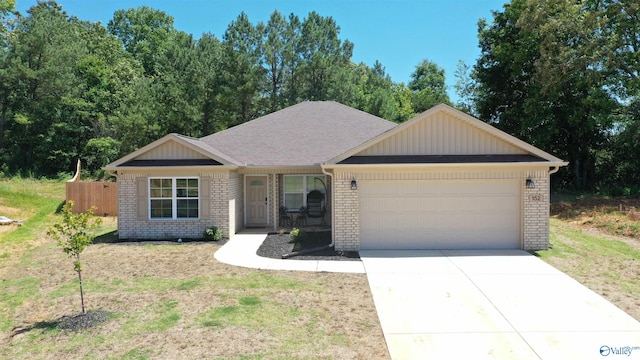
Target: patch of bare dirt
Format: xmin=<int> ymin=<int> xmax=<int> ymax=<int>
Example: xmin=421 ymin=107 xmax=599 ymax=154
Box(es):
xmin=0 ymin=204 xmax=21 ymax=215
xmin=0 ymin=224 xmax=18 ymax=234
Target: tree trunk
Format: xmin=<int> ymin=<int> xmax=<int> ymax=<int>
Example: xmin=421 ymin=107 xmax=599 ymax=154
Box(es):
xmin=78 ymin=269 xmax=85 ymax=314
xmin=76 ymin=255 xmax=86 ymax=314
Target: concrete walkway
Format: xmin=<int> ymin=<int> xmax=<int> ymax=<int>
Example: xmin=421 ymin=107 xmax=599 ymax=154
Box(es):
xmin=214 ymin=235 xmax=640 ymax=359
xmin=360 ymin=249 xmax=640 ymax=360
xmin=214 ymin=233 xmax=365 ymax=273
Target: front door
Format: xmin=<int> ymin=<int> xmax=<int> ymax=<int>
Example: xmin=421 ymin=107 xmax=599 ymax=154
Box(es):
xmin=246 ymin=176 xmax=268 ymax=226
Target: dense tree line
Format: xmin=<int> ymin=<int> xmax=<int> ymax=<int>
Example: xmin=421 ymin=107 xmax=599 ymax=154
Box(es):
xmin=2 ymin=0 xmax=638 ymax=192
xmin=456 ymin=0 xmax=640 ymax=191
xmin=0 ymin=1 xmax=449 ymax=177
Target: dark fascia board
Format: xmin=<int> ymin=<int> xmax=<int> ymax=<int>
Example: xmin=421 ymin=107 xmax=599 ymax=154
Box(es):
xmin=338 ymin=154 xmax=549 ymax=165
xmin=119 ymin=159 xmax=222 ymax=167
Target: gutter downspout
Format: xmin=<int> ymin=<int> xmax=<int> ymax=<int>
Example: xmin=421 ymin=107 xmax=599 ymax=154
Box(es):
xmin=321 ymin=165 xmax=335 ymax=248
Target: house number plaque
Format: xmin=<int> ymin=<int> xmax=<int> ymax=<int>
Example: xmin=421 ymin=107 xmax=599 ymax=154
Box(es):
xmin=529 ymin=194 xmax=543 ymax=202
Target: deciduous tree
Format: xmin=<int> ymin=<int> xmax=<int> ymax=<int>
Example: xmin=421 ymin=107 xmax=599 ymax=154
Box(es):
xmin=473 ymin=0 xmax=616 ymax=189
xmin=408 ymin=59 xmax=451 ymax=113
xmin=48 ymin=201 xmax=102 ymax=314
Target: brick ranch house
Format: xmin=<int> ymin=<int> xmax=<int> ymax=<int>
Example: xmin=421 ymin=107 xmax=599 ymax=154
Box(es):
xmin=104 ymin=102 xmax=567 ymax=251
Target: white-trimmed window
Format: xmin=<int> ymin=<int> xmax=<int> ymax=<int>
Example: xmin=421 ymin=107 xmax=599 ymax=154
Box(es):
xmin=284 ymin=175 xmax=326 ymax=209
xmin=149 ymin=177 xmax=199 ymax=219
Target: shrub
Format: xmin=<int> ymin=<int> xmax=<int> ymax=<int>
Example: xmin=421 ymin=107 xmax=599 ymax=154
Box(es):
xmin=289 ymin=227 xmax=306 ymax=243
xmin=204 ymin=227 xmax=222 ymax=241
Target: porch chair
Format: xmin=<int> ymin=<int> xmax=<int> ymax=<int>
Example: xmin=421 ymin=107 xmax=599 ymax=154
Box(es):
xmin=279 ymin=206 xmax=292 ymax=227
xmin=306 ymin=190 xmax=326 ymax=225
xmin=295 ymin=207 xmax=307 ymax=227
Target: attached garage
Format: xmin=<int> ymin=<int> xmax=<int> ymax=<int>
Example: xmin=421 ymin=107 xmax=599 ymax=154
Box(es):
xmin=358 ymin=180 xmax=521 ymax=250
xmin=325 ymin=104 xmax=567 ymax=252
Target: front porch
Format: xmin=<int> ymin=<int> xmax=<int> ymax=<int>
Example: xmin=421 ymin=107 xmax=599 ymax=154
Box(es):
xmin=242 ymin=171 xmax=332 ymax=235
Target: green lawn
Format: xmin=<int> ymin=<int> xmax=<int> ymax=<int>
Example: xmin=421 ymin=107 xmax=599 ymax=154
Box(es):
xmin=0 ymin=178 xmax=387 ymax=359
xmin=1 ymin=178 xmax=638 ymax=358
xmin=0 ymin=178 xmax=65 ymax=246
xmin=536 ymin=219 xmax=640 ymax=320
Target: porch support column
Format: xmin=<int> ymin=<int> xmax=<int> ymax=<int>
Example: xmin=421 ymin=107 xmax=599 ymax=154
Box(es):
xmin=272 ymin=173 xmax=278 ymax=232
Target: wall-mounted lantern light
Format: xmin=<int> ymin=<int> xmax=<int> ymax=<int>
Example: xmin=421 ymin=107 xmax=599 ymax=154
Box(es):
xmin=351 ymin=179 xmax=357 ymax=190
xmin=526 ymin=178 xmax=535 ymax=189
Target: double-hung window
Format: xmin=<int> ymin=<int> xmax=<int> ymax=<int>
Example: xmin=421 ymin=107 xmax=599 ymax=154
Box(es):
xmin=283 ymin=175 xmax=326 ymax=209
xmin=149 ymin=177 xmax=199 ymax=219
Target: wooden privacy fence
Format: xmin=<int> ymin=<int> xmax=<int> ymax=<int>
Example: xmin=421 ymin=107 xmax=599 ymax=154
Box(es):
xmin=66 ymin=181 xmax=118 ymax=216
xmin=65 ymin=159 xmax=117 ymax=215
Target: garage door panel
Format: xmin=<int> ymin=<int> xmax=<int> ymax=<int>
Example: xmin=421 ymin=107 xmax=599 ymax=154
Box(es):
xmin=359 ymin=180 xmax=521 ymax=250
xmin=418 ymin=200 xmax=439 ymax=211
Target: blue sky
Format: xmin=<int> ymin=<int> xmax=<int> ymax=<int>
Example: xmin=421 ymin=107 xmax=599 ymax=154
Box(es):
xmin=16 ymin=0 xmax=507 ymax=101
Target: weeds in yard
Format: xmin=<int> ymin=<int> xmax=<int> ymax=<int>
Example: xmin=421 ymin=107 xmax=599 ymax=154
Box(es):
xmin=537 ymin=219 xmax=640 ymax=320
xmin=198 ymin=295 xmax=299 ymax=330
xmin=122 ymin=299 xmax=182 ymax=334
xmin=551 ymin=195 xmax=640 ymax=239
xmin=0 ymin=179 xmax=387 ymax=359
xmin=0 ymin=277 xmax=40 ymax=332
xmin=49 ymin=277 xmax=211 ymax=298
xmin=115 ymin=348 xmax=155 ymax=360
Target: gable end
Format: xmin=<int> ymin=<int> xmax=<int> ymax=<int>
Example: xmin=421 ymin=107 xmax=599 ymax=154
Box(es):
xmin=136 ymin=139 xmax=210 ymax=160
xmin=355 ymin=111 xmax=526 ymax=157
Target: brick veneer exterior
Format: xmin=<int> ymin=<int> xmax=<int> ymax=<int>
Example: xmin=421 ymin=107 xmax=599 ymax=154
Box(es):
xmin=117 ymin=171 xmax=233 ymax=240
xmin=333 ymin=177 xmax=359 ymax=251
xmin=117 ymin=167 xmax=551 ymax=250
xmin=331 ymin=168 xmax=551 ymax=252
xmin=522 ymin=170 xmax=550 ymax=251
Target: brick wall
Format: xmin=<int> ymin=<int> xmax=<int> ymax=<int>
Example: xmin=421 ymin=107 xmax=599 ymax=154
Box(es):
xmin=117 ymin=171 xmax=231 ymax=240
xmin=333 ymin=174 xmax=359 ymax=251
xmin=522 ymin=171 xmax=550 ymax=250
xmin=210 ymin=172 xmax=230 ymax=238
xmin=331 ymin=168 xmax=552 ymax=251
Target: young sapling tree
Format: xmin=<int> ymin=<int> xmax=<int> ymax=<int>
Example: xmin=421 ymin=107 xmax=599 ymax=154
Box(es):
xmin=48 ymin=201 xmax=102 ymax=314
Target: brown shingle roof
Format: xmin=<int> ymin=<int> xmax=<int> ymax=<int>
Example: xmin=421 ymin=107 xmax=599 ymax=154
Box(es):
xmin=200 ymin=101 xmax=397 ymax=166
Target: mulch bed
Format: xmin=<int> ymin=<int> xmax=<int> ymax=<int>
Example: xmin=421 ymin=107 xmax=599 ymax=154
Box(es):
xmin=98 ymin=231 xmax=357 ymax=260
xmin=95 ymin=238 xmax=228 ymax=246
xmin=256 ymin=231 xmax=360 ymax=261
xmin=57 ymin=310 xmax=110 ymax=331
xmin=10 ymin=310 xmax=111 ymax=339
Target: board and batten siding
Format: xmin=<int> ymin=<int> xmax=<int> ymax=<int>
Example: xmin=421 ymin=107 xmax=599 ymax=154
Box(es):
xmin=356 ymin=112 xmax=526 ymax=156
xmin=137 ymin=140 xmax=210 ymax=160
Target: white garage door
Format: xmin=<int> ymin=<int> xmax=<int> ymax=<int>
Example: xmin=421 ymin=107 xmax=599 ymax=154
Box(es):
xmin=359 ymin=180 xmax=521 ymax=250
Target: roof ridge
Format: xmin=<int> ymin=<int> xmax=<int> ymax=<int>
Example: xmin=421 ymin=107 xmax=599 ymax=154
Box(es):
xmin=199 ymin=101 xmax=397 ymax=166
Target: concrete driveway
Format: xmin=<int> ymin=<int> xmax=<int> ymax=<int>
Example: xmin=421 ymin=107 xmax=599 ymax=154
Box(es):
xmin=360 ymin=249 xmax=640 ymax=360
